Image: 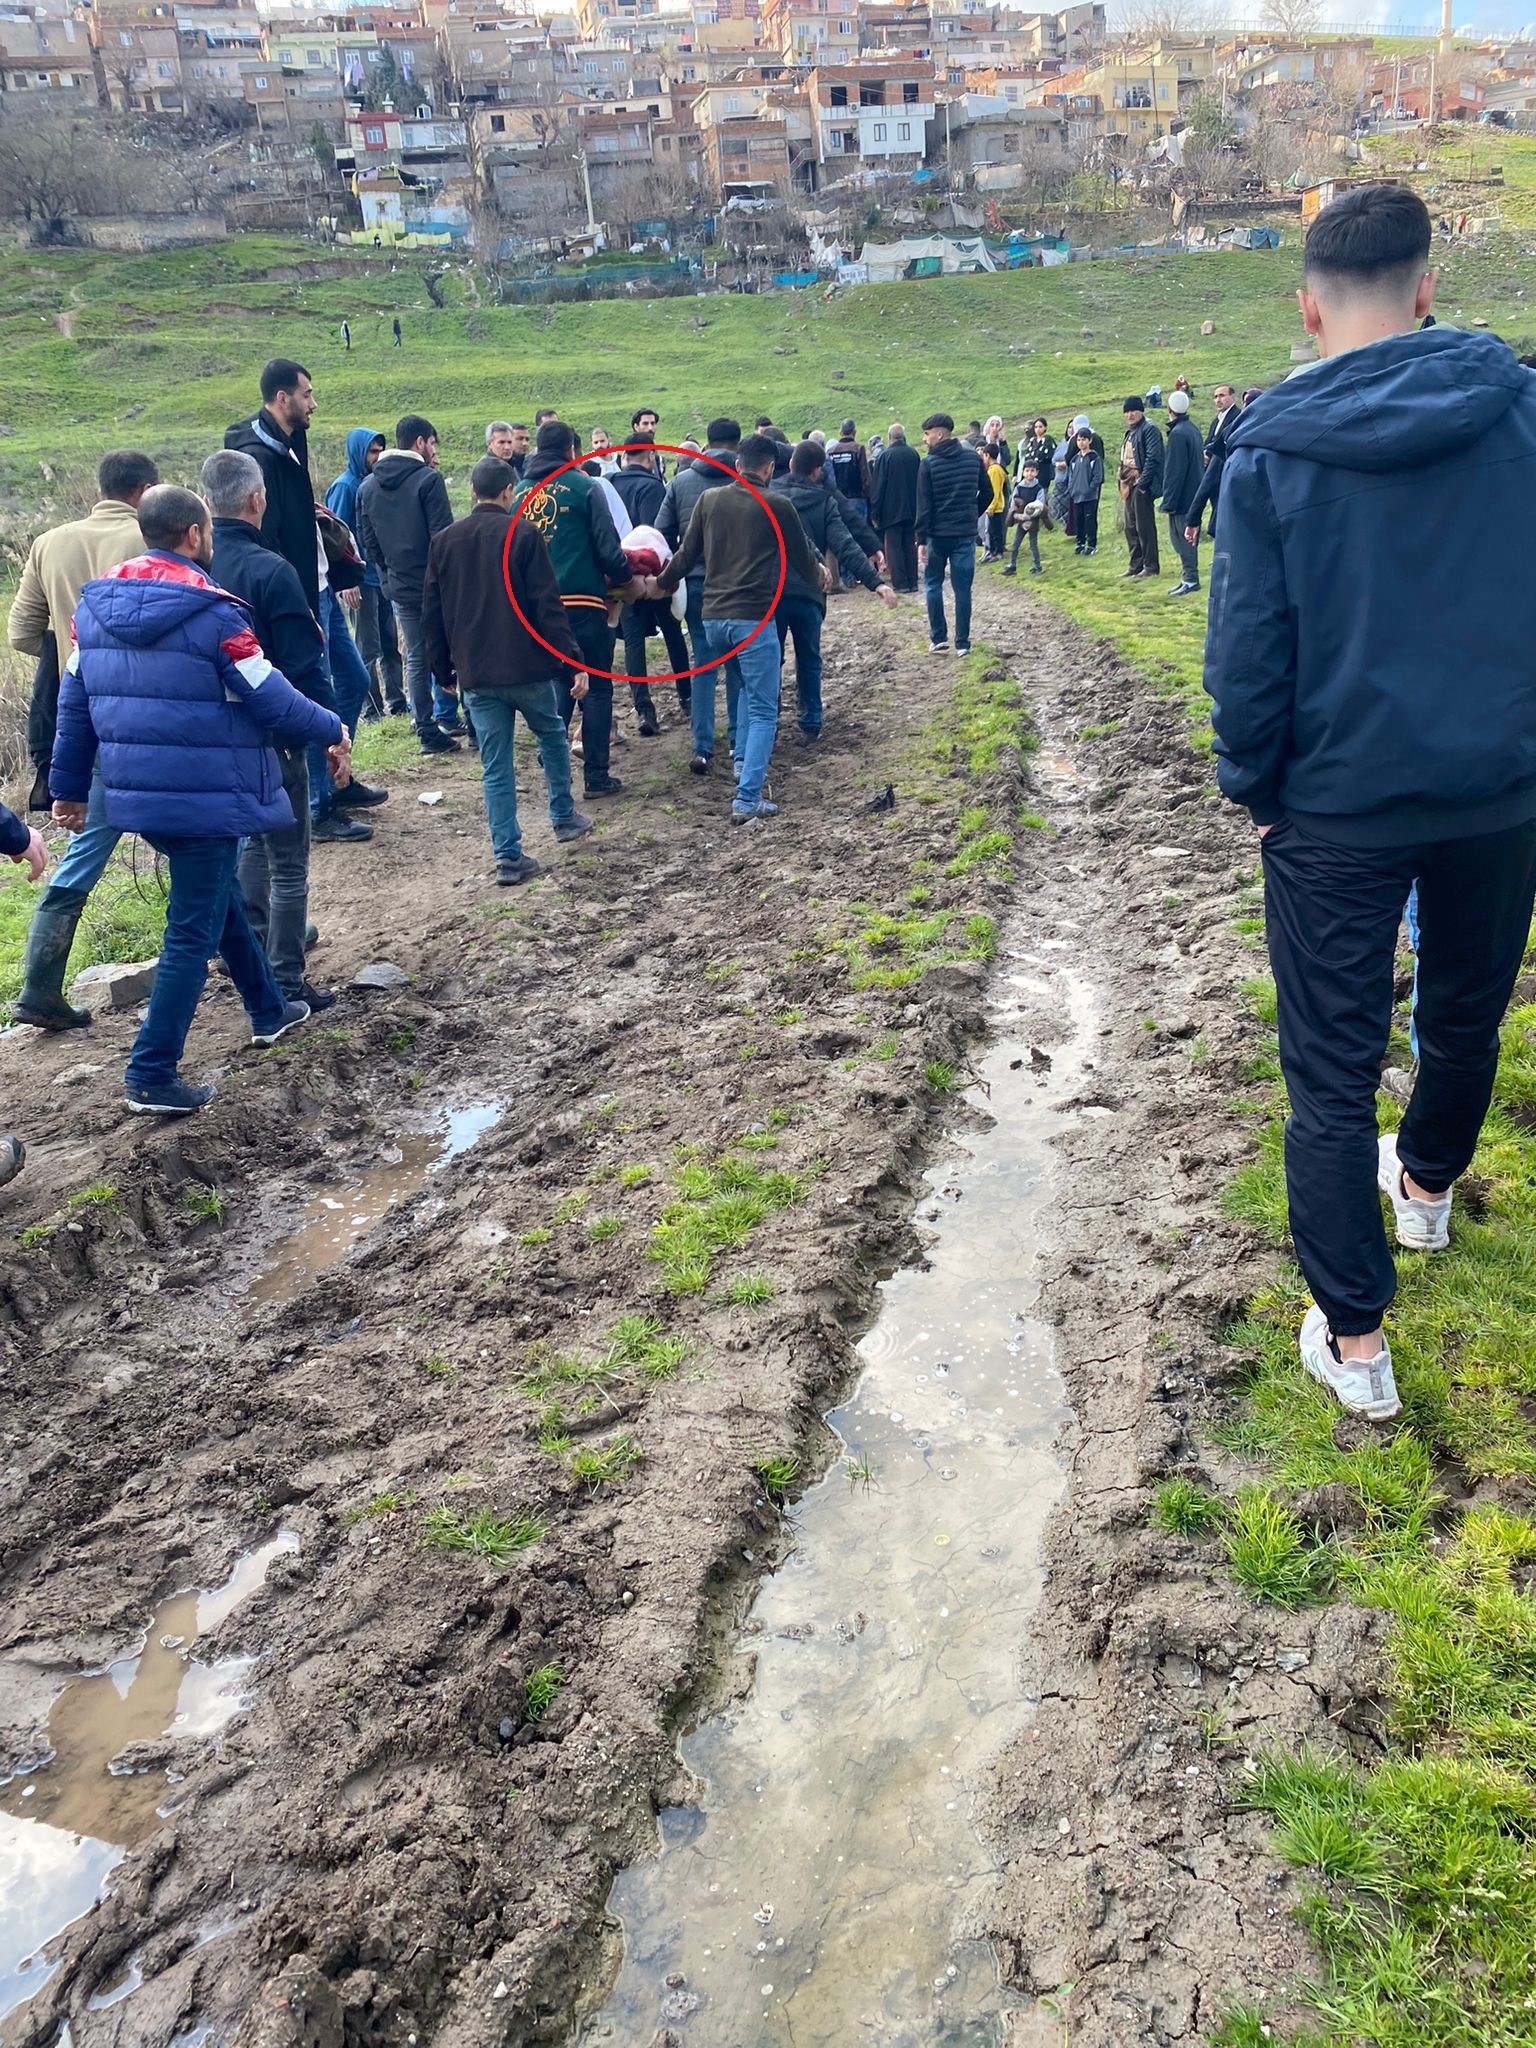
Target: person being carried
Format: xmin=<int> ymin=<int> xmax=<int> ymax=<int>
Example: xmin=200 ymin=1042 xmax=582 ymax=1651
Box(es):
xmin=652 ymin=434 xmax=820 ymax=823
xmin=771 ymin=440 xmax=897 ymax=741
xmin=1203 ymin=180 xmax=1536 ymax=1421
xmin=50 ymin=485 xmax=348 ymax=1117
xmin=608 ymin=433 xmax=691 ymax=734
xmin=423 ymin=456 xmax=595 ymax=886
xmin=1001 ymin=463 xmax=1049 ymax=576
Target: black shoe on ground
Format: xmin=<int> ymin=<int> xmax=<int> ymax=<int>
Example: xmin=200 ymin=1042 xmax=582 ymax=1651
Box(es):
xmin=297 ymin=979 xmax=336 ymax=1012
xmin=637 ymin=712 xmax=661 ymax=737
xmin=496 ymin=854 xmax=543 ymax=886
xmin=584 ymin=775 xmax=624 ymax=798
xmin=795 ymin=728 xmax=823 ymax=745
xmin=1031 ymin=564 xmax=1043 ymax=575
xmin=12 ymin=995 xmax=91 ymax=1031
xmin=334 ymin=780 xmax=389 ymax=809
xmin=1001 ymin=564 xmax=1017 ymax=577
xmin=437 ymin=717 xmax=468 ymax=738
xmin=676 ymin=685 xmax=693 ymax=711
xmin=690 ymin=752 xmax=711 ymax=776
xmin=312 ymin=811 xmax=373 ymax=843
xmin=553 ymin=811 xmax=594 ymax=843
xmin=124 ymin=1078 xmax=216 ymax=1117
xmin=0 ymin=1135 xmax=24 ymax=1186
xmin=251 ymin=999 xmax=311 ymax=1048
xmin=419 ymin=726 xmax=461 ymax=755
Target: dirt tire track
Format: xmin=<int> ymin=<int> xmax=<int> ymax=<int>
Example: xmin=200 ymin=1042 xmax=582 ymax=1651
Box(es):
xmin=961 ymin=575 xmax=1381 ymax=2047
xmin=0 ymin=595 xmax=1033 ymax=2048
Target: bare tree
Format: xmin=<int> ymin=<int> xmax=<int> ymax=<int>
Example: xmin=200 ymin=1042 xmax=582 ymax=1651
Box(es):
xmin=0 ymin=115 xmax=100 ymax=238
xmin=1263 ymin=0 xmax=1322 ymax=37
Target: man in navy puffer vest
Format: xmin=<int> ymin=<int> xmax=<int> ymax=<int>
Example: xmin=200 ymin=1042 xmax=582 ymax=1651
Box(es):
xmin=51 ymin=484 xmax=350 ymax=1118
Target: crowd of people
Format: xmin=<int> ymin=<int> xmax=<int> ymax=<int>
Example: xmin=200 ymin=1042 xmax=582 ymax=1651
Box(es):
xmin=7 ymin=179 xmax=1536 ymax=1458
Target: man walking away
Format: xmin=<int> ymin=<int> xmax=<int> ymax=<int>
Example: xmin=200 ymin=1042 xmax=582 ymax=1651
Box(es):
xmin=1185 ymin=383 xmax=1242 ymax=542
xmin=357 ymin=414 xmax=459 ymax=756
xmin=916 ymin=414 xmax=989 ymax=656
xmin=610 ymin=434 xmax=691 ymax=733
xmin=7 ymin=451 xmax=158 ymax=1032
xmin=1119 ymin=398 xmax=1163 ymax=578
xmin=873 ymin=423 xmax=920 ymax=593
xmin=205 ymin=450 xmax=337 ymax=1014
xmin=827 ymin=421 xmax=872 ymax=586
xmin=772 ymin=441 xmax=897 ymax=740
xmin=51 ymin=486 xmax=348 ymax=1116
xmin=655 ymin=434 xmax=820 ymax=823
xmin=1160 ymin=389 xmax=1203 ymax=595
xmin=424 ymin=457 xmax=594 ymax=886
xmin=1203 ymin=180 xmax=1536 ymax=1421
xmin=328 ymin=428 xmax=406 ymax=718
xmin=658 ymin=417 xmax=744 ymax=775
xmin=341 ymin=320 xmax=351 ymax=352
xmin=511 ymin=420 xmax=641 ymax=799
xmin=392 ymin=316 xmax=402 ymax=348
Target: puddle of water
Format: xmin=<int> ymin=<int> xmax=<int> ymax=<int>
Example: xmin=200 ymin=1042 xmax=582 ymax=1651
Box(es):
xmin=250 ymin=1099 xmax=502 ymax=1307
xmin=0 ymin=1531 xmax=299 ymax=2022
xmin=580 ymin=955 xmax=1094 ymax=2048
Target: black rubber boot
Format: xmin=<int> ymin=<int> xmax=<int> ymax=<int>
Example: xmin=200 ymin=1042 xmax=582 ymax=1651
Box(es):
xmin=13 ymin=902 xmax=91 ymax=1030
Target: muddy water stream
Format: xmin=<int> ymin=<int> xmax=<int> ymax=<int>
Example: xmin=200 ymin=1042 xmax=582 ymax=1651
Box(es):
xmin=580 ymin=945 xmax=1093 ymax=2047
xmin=0 ymin=1531 xmax=299 ymax=2021
xmin=250 ymin=1099 xmax=502 ymax=1307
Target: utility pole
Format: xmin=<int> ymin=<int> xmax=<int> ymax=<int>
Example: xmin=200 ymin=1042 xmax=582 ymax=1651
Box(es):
xmin=1440 ymin=0 xmax=1453 ymax=58
xmin=579 ymin=144 xmax=597 ymax=231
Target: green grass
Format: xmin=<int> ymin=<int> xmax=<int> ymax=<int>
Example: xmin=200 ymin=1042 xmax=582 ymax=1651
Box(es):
xmin=618 ymin=1163 xmax=655 ymax=1188
xmin=1151 ymin=1475 xmax=1224 ymax=1538
xmin=754 ymin=1453 xmax=799 ymax=1504
xmin=603 ymin=1312 xmax=689 ymax=1381
xmin=518 ymin=1227 xmax=552 ymax=1248
xmin=924 ymin=1059 xmax=960 ymax=1092
xmin=567 ymin=1433 xmax=642 ymax=1490
xmin=724 ymin=1273 xmax=775 ymax=1306
xmin=180 ymin=1185 xmax=226 ymax=1225
xmin=585 ymin=1214 xmax=623 ymax=1242
xmin=0 ymin=852 xmax=166 ymax=1025
xmin=343 ymin=1488 xmax=416 ymax=1524
xmin=420 ymin=1505 xmax=546 ymax=1566
xmin=650 ymin=1152 xmax=807 ymax=1297
xmin=523 ymin=1662 xmax=564 ymax=1724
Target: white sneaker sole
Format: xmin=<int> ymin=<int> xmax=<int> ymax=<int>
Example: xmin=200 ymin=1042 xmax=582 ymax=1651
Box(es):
xmin=1377 ymin=1134 xmax=1450 ymax=1251
xmin=1299 ymin=1306 xmax=1402 ymax=1422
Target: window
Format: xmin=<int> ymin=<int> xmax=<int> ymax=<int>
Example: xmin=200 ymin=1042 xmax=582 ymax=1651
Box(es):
xmin=898 ymin=118 xmax=910 ymax=138
xmin=157 ymin=59 xmax=171 ymax=75
xmin=859 ymin=82 xmax=882 ymax=103
xmin=829 ymin=81 xmax=846 ymax=104
xmin=365 ymin=121 xmax=385 ymax=140
xmin=254 ymin=71 xmax=268 ymax=86
xmin=724 ymin=92 xmax=739 ymax=110
xmin=1157 ymin=80 xmax=1168 ymax=97
xmin=837 ymin=16 xmax=850 ymax=26
xmin=118 ymin=30 xmax=131 ymax=45
xmin=871 ymin=119 xmax=886 ymax=137
xmin=902 ymin=78 xmax=918 ymax=101
xmin=13 ymin=71 xmax=26 ymax=85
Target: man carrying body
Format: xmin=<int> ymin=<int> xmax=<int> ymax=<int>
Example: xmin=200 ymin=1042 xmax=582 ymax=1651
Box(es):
xmin=7 ymin=450 xmax=158 ymax=1030
xmin=1203 ymin=181 xmax=1536 ymax=1421
xmin=205 ymin=449 xmax=338 ymax=1014
xmin=916 ymin=414 xmax=989 ymax=657
xmin=1119 ymin=397 xmax=1164 ymax=579
xmin=52 ymin=486 xmax=348 ymax=1116
xmin=654 ymin=434 xmax=819 ymax=824
xmin=772 ymin=441 xmax=897 ymax=742
xmin=357 ymin=414 xmax=460 ymax=756
xmin=1184 ymin=383 xmax=1242 ymax=542
xmin=871 ymin=423 xmax=920 ymax=593
xmin=511 ymin=420 xmax=641 ymax=800
xmin=658 ymin=417 xmax=745 ymax=776
xmin=424 ymin=456 xmax=594 ymax=885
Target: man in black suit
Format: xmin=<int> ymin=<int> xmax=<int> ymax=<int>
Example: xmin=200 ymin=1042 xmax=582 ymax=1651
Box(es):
xmin=1184 ymin=383 xmax=1243 ymax=541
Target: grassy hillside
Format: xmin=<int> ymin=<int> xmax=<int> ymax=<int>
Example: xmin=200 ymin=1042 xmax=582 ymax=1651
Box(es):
xmin=2 ymin=187 xmax=1533 ymax=564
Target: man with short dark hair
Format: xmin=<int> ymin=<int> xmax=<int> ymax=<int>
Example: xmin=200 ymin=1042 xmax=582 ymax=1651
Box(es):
xmin=916 ymin=414 xmax=989 ymax=656
xmin=423 ymin=456 xmax=594 ymax=885
xmin=773 ymin=442 xmax=896 ymax=741
xmin=511 ymin=420 xmax=642 ymax=798
xmin=224 ymin=359 xmax=323 ymax=617
xmin=534 ymin=407 xmax=559 ymax=429
xmin=654 ymin=434 xmax=820 ymax=823
xmin=659 ymin=417 xmax=745 ymax=773
xmin=205 ymin=448 xmax=338 ymax=1013
xmin=7 ymin=448 xmax=160 ymax=1030
xmin=871 ymin=422 xmax=920 ymax=592
xmin=1119 ymin=397 xmax=1163 ymax=578
xmin=1184 ymin=383 xmax=1242 ymax=541
xmin=1204 ymin=180 xmax=1536 ymax=1421
xmin=51 ymin=486 xmax=348 ymax=1116
xmin=357 ymin=414 xmax=458 ymax=754
xmin=826 ymin=419 xmax=872 ymax=530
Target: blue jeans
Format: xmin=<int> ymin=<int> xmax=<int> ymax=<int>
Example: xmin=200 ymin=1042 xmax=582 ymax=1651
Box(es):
xmin=775 ymin=593 xmax=824 ymax=735
xmin=708 ymin=619 xmax=780 ymax=809
xmin=924 ymin=535 xmax=975 ymax=648
xmin=312 ymin=591 xmax=366 ymax=814
xmin=33 ymin=772 xmax=120 ymax=917
xmin=126 ymin=836 xmax=285 ymax=1091
xmin=686 ymin=582 xmax=740 ymax=758
xmin=464 ymin=685 xmax=574 ymax=864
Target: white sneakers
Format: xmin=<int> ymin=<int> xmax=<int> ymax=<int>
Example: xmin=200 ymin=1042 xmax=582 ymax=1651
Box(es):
xmin=1377 ymin=1132 xmax=1452 ymax=1251
xmin=1299 ymin=1304 xmax=1402 ymax=1422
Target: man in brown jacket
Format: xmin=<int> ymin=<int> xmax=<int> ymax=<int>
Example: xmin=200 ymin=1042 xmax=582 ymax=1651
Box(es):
xmin=8 ymin=450 xmax=160 ymax=814
xmin=422 ymin=456 xmax=595 ymax=885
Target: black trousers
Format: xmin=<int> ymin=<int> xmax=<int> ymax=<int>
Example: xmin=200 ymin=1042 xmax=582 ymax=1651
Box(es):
xmin=986 ymin=511 xmax=1006 ymax=556
xmin=557 ymin=606 xmax=616 ymax=786
xmin=621 ymin=600 xmax=691 ymax=702
xmin=884 ymin=521 xmax=918 ymax=591
xmin=1261 ymin=815 xmax=1536 ymax=1333
xmin=1075 ymin=500 xmax=1099 ymax=551
xmin=1127 ymin=488 xmax=1159 ymax=573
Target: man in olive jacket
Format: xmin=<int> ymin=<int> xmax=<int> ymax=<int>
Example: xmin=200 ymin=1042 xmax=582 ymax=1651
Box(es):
xmin=422 ymin=457 xmax=595 ymax=885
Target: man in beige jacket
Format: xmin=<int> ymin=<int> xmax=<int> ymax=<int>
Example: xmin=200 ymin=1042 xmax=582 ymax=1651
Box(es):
xmin=5 ymin=450 xmax=158 ymax=1029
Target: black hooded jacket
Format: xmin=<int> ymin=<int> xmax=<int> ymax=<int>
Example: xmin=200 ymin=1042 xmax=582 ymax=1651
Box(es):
xmin=356 ymin=452 xmax=454 ymax=611
xmin=223 ymin=410 xmax=321 ymax=618
xmin=771 ymin=475 xmax=879 ymax=612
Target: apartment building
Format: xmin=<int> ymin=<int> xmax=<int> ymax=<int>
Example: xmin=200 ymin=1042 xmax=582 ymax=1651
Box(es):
xmin=0 ymin=10 xmax=94 ymax=101
xmin=809 ymin=56 xmax=935 ymax=172
xmin=762 ymin=0 xmax=859 ymax=65
xmin=576 ymin=0 xmax=658 ymax=39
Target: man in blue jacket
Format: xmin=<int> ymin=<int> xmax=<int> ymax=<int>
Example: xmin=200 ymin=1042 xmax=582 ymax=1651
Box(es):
xmin=51 ymin=485 xmax=350 ymax=1117
xmin=328 ymin=428 xmax=406 ymax=718
xmin=1203 ymin=182 xmax=1536 ymax=1422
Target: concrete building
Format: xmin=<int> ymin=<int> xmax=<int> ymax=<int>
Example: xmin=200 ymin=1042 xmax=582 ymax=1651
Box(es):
xmin=0 ymin=11 xmax=94 ymax=102
xmin=809 ymin=55 xmax=935 ymax=173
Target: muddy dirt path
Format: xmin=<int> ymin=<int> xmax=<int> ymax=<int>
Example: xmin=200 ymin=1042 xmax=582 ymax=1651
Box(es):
xmin=0 ymin=573 xmax=1335 ymax=2048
